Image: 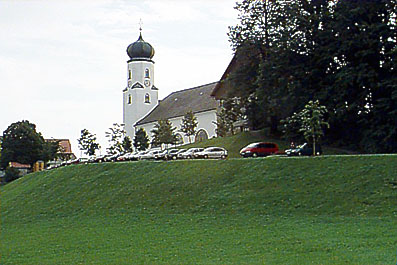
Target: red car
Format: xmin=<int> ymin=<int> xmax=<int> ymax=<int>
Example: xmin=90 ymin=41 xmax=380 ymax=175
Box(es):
xmin=240 ymin=142 xmax=279 ymax=157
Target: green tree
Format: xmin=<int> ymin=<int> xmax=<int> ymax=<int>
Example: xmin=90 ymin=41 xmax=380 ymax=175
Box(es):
xmin=213 ymin=108 xmax=230 ymax=137
xmin=0 ymin=137 xmax=2 ymax=163
xmin=0 ymin=120 xmax=50 ymax=169
xmin=122 ymin=136 xmax=133 ymax=153
xmin=285 ymin=100 xmax=329 ymax=155
xmin=133 ymin=128 xmax=149 ymax=151
xmin=3 ymin=167 xmax=20 ymax=183
xmin=77 ymin=129 xmax=100 ymax=156
xmin=151 ymin=119 xmax=177 ymax=148
xmin=180 ymin=111 xmax=198 ymax=143
xmin=105 ymin=123 xmax=125 ymax=155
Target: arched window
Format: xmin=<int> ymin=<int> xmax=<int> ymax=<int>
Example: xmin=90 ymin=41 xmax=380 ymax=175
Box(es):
xmin=195 ymin=129 xmax=209 ymax=142
xmin=128 ymin=70 xmax=132 ymax=79
xmin=128 ymin=94 xmax=132 ymax=104
xmin=145 ymin=68 xmax=150 ymax=78
xmin=144 ymin=93 xmax=150 ymax=103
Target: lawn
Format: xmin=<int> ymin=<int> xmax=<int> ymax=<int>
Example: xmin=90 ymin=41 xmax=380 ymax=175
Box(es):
xmin=1 ymin=155 xmax=397 ymax=264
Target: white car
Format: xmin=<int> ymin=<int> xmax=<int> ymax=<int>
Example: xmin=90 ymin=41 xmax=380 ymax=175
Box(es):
xmin=139 ymin=150 xmax=162 ymax=160
xmin=180 ymin=148 xmax=204 ymax=159
xmin=194 ymin=147 xmax=228 ymax=159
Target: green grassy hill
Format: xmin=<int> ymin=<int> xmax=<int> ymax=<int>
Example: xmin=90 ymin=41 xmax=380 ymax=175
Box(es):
xmin=1 ymin=152 xmax=397 ymax=264
xmin=2 ymin=156 xmax=397 ymax=220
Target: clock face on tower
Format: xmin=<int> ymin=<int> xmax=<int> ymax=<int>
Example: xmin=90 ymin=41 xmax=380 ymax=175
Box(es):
xmin=144 ymin=79 xmax=151 ymax=87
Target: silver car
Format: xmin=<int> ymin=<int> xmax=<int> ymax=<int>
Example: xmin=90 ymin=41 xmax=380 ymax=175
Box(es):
xmin=195 ymin=147 xmax=228 ymax=159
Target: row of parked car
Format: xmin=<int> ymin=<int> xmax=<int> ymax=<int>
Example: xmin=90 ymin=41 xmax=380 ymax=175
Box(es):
xmin=117 ymin=147 xmax=228 ymax=161
xmin=47 ymin=146 xmax=229 ymax=169
xmin=48 ymin=142 xmax=321 ymax=170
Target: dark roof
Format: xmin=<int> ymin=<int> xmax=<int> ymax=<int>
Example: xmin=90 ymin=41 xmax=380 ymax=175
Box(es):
xmin=136 ymin=82 xmax=219 ymax=125
xmin=127 ymin=33 xmax=155 ymax=61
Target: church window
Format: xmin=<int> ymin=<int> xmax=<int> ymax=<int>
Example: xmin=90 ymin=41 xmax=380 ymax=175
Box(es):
xmin=195 ymin=129 xmax=209 ymax=142
xmin=145 ymin=68 xmax=150 ymax=78
xmin=128 ymin=70 xmax=132 ymax=79
xmin=128 ymin=94 xmax=132 ymax=104
xmin=144 ymin=93 xmax=150 ymax=103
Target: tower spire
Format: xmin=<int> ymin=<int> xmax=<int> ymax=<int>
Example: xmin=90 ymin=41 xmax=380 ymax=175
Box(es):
xmin=139 ymin=19 xmax=143 ymax=35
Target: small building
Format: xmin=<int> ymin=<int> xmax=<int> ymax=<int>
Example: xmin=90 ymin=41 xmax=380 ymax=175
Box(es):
xmin=46 ymin=139 xmax=76 ymax=167
xmin=9 ymin=162 xmax=31 ymax=176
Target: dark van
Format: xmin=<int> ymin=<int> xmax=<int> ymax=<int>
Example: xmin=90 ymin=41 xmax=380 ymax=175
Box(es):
xmin=240 ymin=142 xmax=279 ymax=157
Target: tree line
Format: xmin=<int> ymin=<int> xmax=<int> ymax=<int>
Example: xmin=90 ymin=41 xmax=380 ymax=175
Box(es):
xmin=226 ymin=0 xmax=396 ymax=153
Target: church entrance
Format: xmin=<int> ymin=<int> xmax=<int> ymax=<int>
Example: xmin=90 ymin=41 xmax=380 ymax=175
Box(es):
xmin=195 ymin=129 xmax=209 ymax=142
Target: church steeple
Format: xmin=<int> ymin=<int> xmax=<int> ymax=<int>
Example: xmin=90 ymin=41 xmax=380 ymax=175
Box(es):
xmin=123 ymin=29 xmax=158 ymax=140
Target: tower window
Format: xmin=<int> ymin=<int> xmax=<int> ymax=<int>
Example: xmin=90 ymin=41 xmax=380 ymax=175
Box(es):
xmin=128 ymin=70 xmax=132 ymax=80
xmin=128 ymin=94 xmax=132 ymax=104
xmin=145 ymin=68 xmax=150 ymax=78
xmin=144 ymin=93 xmax=150 ymax=103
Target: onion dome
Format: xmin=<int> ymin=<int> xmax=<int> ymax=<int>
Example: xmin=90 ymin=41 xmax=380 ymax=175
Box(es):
xmin=126 ymin=33 xmax=155 ymax=60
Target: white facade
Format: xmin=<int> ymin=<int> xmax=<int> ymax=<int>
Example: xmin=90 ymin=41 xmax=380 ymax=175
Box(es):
xmin=137 ymin=109 xmax=217 ymax=146
xmin=123 ymin=59 xmax=158 ymax=140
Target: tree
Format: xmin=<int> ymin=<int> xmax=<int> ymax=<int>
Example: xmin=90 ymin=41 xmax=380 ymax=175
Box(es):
xmin=3 ymin=167 xmax=20 ymax=183
xmin=77 ymin=129 xmax=100 ymax=156
xmin=180 ymin=111 xmax=198 ymax=143
xmin=213 ymin=108 xmax=230 ymax=137
xmin=284 ymin=100 xmax=329 ymax=155
xmin=151 ymin=119 xmax=177 ymax=148
xmin=227 ymin=0 xmax=397 ymax=152
xmin=0 ymin=120 xmax=53 ymax=169
xmin=105 ymin=123 xmax=125 ymax=155
xmin=41 ymin=140 xmax=61 ymax=163
xmin=122 ymin=136 xmax=133 ymax=153
xmin=133 ymin=128 xmax=149 ymax=151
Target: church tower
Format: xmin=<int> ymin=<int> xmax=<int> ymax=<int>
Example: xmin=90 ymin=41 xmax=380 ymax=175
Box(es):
xmin=123 ymin=30 xmax=158 ymax=140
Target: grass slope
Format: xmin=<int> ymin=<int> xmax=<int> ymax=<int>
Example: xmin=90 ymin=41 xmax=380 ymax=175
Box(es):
xmin=1 ymin=155 xmax=397 ymax=264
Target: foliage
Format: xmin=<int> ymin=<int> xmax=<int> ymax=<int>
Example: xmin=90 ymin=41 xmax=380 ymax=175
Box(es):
xmin=77 ymin=129 xmax=100 ymax=156
xmin=214 ymin=98 xmax=245 ymax=136
xmin=151 ymin=119 xmax=177 ymax=148
xmin=3 ymin=167 xmax=20 ymax=183
xmin=133 ymin=128 xmax=149 ymax=151
xmin=284 ymin=100 xmax=329 ymax=155
xmin=0 ymin=120 xmax=56 ymax=169
xmin=180 ymin=111 xmax=198 ymax=143
xmin=228 ymin=0 xmax=397 ymax=152
xmin=122 ymin=136 xmax=133 ymax=153
xmin=41 ymin=140 xmax=60 ymax=163
xmin=0 ymin=137 xmax=2 ymax=162
xmin=213 ymin=108 xmax=230 ymax=137
xmin=105 ymin=123 xmax=126 ymax=155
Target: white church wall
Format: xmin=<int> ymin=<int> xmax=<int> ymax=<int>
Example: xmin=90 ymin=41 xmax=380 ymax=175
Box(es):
xmin=135 ymin=109 xmax=217 ymax=149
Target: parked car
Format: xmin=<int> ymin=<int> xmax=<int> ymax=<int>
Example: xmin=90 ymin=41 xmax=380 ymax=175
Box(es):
xmin=156 ymin=149 xmax=180 ymax=160
xmin=285 ymin=143 xmax=322 ymax=156
xmin=195 ymin=147 xmax=228 ymax=159
xmin=132 ymin=150 xmax=148 ymax=160
xmin=104 ymin=153 xmax=120 ymax=162
xmin=155 ymin=149 xmax=178 ymax=160
xmin=180 ymin=148 xmax=204 ymax=159
xmin=240 ymin=142 xmax=279 ymax=157
xmin=140 ymin=150 xmax=162 ymax=160
xmin=166 ymin=149 xmax=186 ymax=160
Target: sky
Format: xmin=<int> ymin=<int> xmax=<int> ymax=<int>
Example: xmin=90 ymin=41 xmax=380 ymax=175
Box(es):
xmin=0 ymin=0 xmax=239 ymax=156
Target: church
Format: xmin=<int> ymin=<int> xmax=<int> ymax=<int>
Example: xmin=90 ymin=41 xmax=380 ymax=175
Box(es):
xmin=123 ymin=31 xmax=220 ymax=145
